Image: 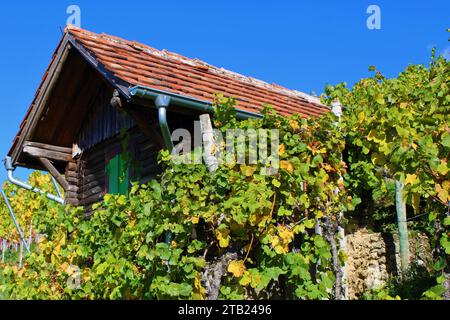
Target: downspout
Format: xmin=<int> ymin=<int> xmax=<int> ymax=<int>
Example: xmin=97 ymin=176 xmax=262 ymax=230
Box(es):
xmin=1 ymin=188 xmax=30 ymax=253
xmin=3 ymin=156 xmax=64 ymax=205
xmin=155 ymin=94 xmax=174 ymax=150
xmin=51 ymin=176 xmax=63 ymax=199
xmin=154 ymin=94 xmax=174 ymax=264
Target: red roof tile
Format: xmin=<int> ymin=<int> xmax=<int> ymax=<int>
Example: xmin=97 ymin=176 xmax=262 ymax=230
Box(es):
xmin=66 ymin=25 xmax=328 ymax=117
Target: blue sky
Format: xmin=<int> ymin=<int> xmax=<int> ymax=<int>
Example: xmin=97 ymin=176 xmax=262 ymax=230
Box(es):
xmin=0 ymin=0 xmax=448 ymax=182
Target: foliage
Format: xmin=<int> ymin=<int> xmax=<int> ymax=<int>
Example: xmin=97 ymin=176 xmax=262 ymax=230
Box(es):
xmin=362 ymin=262 xmax=437 ymax=300
xmin=0 ymin=54 xmax=448 ymax=300
xmin=0 ymin=96 xmax=348 ymax=300
xmin=322 ymin=53 xmax=450 ymax=298
xmin=0 ymin=172 xmax=59 ymax=243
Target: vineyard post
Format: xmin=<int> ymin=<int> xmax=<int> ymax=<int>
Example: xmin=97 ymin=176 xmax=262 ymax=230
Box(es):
xmin=395 ymin=180 xmax=409 ymax=278
xmin=35 ymin=234 xmax=40 ymax=253
xmin=1 ymin=239 xmax=5 ymax=263
xmin=18 ymin=240 xmax=23 ymax=269
xmin=200 ymin=114 xmax=219 ymax=173
xmin=200 ymin=113 xmax=229 ymax=300
xmin=331 ymin=100 xmax=348 ymax=300
xmin=27 ymin=223 xmax=32 ymax=249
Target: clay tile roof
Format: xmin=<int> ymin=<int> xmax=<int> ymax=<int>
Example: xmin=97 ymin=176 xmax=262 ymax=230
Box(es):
xmin=66 ymin=25 xmax=328 ymax=117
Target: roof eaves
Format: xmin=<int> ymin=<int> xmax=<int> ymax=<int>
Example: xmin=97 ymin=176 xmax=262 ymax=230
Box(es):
xmin=66 ymin=33 xmax=131 ymax=100
xmin=8 ymin=33 xmax=72 ymax=165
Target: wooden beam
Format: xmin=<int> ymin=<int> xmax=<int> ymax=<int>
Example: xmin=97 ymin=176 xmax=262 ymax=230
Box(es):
xmin=24 ymin=141 xmax=72 ymax=154
xmin=126 ymin=108 xmax=165 ymax=149
xmin=23 ymin=143 xmax=73 ymax=162
xmin=38 ymin=157 xmax=69 ymax=191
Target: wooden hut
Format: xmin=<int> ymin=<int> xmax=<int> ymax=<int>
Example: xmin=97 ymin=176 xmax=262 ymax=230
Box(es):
xmin=6 ymin=25 xmax=327 ymax=210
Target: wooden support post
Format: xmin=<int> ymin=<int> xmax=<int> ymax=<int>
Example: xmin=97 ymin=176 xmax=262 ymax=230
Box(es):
xmin=38 ymin=157 xmax=69 ymax=191
xmin=27 ymin=224 xmax=33 ymax=251
xmin=1 ymin=239 xmax=5 ymax=263
xmin=200 ymin=114 xmax=219 ymax=173
xmin=19 ymin=241 xmax=23 ymax=269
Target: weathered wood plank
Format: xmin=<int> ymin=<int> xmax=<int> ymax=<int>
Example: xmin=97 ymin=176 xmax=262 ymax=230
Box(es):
xmin=66 ymin=176 xmax=79 ymax=184
xmin=65 ymin=199 xmax=79 ymax=206
xmin=79 ymin=170 xmax=104 ymax=183
xmin=24 ymin=145 xmax=73 ymax=162
xmin=38 ymin=157 xmax=69 ymax=191
xmin=24 ymin=141 xmax=72 ymax=154
xmin=79 ymin=179 xmax=104 ymax=192
xmin=65 ymin=171 xmax=78 ymax=179
xmin=66 ymin=162 xmax=78 ymax=171
xmin=67 ymin=185 xmax=78 ymax=193
xmin=80 ymin=186 xmax=103 ymax=196
xmin=79 ymin=192 xmax=104 ymax=206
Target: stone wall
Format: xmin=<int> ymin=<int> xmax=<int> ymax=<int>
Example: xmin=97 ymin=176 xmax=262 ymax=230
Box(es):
xmin=345 ymin=228 xmax=432 ymax=299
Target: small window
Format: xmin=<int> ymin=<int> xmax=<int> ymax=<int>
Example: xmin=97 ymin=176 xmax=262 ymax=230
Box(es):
xmin=105 ymin=153 xmax=129 ymax=195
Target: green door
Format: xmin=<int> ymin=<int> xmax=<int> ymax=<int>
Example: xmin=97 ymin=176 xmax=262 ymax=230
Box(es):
xmin=106 ymin=153 xmax=129 ymax=195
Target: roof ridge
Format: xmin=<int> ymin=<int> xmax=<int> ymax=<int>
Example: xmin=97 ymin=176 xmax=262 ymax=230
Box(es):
xmin=66 ymin=26 xmax=324 ymax=107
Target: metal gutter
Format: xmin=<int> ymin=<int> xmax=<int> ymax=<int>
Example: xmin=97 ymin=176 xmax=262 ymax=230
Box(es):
xmin=3 ymin=156 xmax=64 ymax=205
xmin=129 ymin=85 xmax=263 ymax=120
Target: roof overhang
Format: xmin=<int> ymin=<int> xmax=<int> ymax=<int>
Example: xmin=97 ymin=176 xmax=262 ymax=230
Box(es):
xmin=8 ymin=31 xmax=135 ymax=168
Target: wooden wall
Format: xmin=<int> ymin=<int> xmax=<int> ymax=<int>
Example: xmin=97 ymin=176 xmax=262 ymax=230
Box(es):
xmin=66 ymin=126 xmax=161 ymax=212
xmin=65 ymin=162 xmax=79 ymax=206
xmin=64 ymin=94 xmax=199 ymax=213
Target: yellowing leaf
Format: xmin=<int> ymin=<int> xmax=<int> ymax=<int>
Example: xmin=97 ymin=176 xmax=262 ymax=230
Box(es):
xmin=338 ymin=178 xmax=345 ymax=190
xmin=191 ymin=216 xmax=199 ymax=224
xmin=239 ymin=271 xmax=251 ymax=286
xmin=405 ymin=174 xmax=417 ymax=186
xmin=280 ymin=160 xmax=294 ymax=174
xmin=278 ymin=144 xmax=286 ymax=156
xmin=435 ymin=184 xmax=450 ymax=203
xmin=240 ymin=164 xmax=257 ymax=177
xmin=271 ymin=236 xmax=280 ymax=248
xmin=192 ymin=272 xmax=206 ymax=300
xmin=411 ymin=193 xmax=420 ymax=215
xmin=289 ymin=120 xmax=300 ymax=131
xmin=250 ymin=271 xmax=261 ymax=288
xmin=216 ymin=227 xmax=230 ymax=248
xmin=367 ymin=129 xmax=377 ymax=141
xmin=278 ymin=226 xmax=294 ymax=243
xmin=274 ymin=243 xmax=288 ymax=254
xmin=358 ymin=112 xmax=365 ymax=123
xmin=59 ymin=262 xmax=70 ymax=273
xmin=228 ymin=260 xmax=246 ymax=277
xmin=436 ymin=160 xmax=449 ymax=175
xmin=375 ymin=94 xmax=385 ymax=105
